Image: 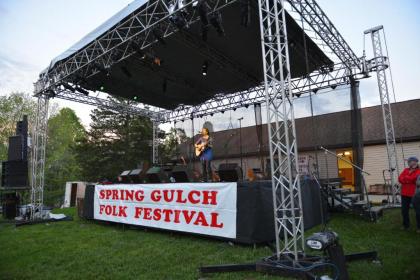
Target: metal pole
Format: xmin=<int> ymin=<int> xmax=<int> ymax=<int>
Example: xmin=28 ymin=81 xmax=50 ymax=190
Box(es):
xmin=238 ymin=117 xmax=244 ymax=176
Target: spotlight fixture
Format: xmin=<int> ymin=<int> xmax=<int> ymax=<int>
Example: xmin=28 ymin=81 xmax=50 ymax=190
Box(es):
xmin=313 ymin=88 xmax=319 ymax=94
xmin=197 ymin=1 xmax=210 ymax=41
xmin=210 ymin=11 xmax=225 ymax=36
xmin=62 ymin=83 xmax=75 ymax=92
xmin=295 ymin=93 xmax=302 ymax=98
xmin=331 ymin=84 xmax=337 ymax=90
xmin=152 ymin=29 xmax=166 ymax=45
xmin=168 ymin=1 xmax=189 ymax=29
xmin=240 ymin=0 xmax=251 ymax=27
xmin=95 ymin=62 xmax=111 ymax=77
xmin=46 ymin=89 xmax=56 ymax=98
xmin=133 ymin=96 xmax=138 ymax=101
xmin=76 ymin=86 xmax=89 ymax=96
xmin=202 ymin=61 xmax=208 ymax=76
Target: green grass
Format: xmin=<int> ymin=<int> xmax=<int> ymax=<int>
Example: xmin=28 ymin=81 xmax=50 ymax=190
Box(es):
xmin=0 ymin=208 xmax=419 ymax=280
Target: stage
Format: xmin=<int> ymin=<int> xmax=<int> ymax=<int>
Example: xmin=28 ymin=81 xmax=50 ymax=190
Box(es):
xmin=82 ymin=179 xmax=326 ymax=244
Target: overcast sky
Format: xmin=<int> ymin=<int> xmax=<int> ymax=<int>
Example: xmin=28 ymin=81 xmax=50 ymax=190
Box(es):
xmin=0 ymin=0 xmax=419 ymax=133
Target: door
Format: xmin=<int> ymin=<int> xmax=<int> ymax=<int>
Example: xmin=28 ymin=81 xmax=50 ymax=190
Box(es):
xmin=336 ymin=149 xmax=354 ymax=191
xmin=70 ymin=183 xmax=77 ymax=207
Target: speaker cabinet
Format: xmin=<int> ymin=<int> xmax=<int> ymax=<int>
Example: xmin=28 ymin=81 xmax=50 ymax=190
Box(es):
xmin=146 ymin=166 xmax=170 ymax=183
xmin=129 ymin=169 xmax=145 ymax=183
xmin=218 ymin=163 xmax=243 ymax=182
xmin=171 ymin=165 xmax=194 ymax=183
xmin=1 ymin=160 xmax=28 ymax=188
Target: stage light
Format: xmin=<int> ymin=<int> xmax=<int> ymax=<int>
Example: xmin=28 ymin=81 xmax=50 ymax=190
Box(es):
xmin=331 ymin=84 xmax=337 ymax=90
xmin=245 ymin=105 xmax=249 ymax=108
xmin=100 ymin=86 xmax=105 ymax=91
xmin=121 ymin=66 xmax=132 ymax=78
xmin=240 ymin=0 xmax=251 ymax=27
xmin=46 ymin=89 xmax=56 ymax=98
xmin=62 ymin=83 xmax=75 ymax=92
xmin=168 ymin=2 xmax=189 ymax=30
xmin=313 ymin=88 xmax=319 ymax=94
xmin=133 ymin=96 xmax=138 ymax=101
xmin=295 ymin=93 xmax=302 ymax=98
xmin=76 ymin=86 xmax=89 ymax=96
xmin=202 ymin=61 xmax=208 ymax=76
xmin=210 ymin=11 xmax=225 ymax=36
xmin=95 ymin=62 xmax=110 ymax=77
xmin=197 ymin=1 xmax=210 ymax=41
xmin=153 ymin=29 xmax=166 ymax=45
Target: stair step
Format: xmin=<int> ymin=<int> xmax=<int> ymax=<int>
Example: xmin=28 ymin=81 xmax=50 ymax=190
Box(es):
xmin=343 ymin=194 xmax=361 ymax=201
xmin=332 ymin=188 xmax=351 ymax=194
xmin=353 ymin=200 xmax=368 ymax=207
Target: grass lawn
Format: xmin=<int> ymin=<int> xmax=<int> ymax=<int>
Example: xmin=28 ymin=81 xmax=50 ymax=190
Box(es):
xmin=0 ymin=208 xmax=419 ymax=279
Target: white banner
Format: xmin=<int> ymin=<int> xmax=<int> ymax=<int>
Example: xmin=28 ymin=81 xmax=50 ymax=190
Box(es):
xmin=94 ymin=183 xmax=237 ymax=238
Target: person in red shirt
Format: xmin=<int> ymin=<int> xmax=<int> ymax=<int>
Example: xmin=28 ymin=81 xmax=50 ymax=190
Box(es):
xmin=398 ymin=156 xmax=420 ymax=230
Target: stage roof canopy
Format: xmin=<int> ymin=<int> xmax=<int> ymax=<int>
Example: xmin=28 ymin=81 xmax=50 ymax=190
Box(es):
xmin=42 ymin=0 xmax=333 ymax=110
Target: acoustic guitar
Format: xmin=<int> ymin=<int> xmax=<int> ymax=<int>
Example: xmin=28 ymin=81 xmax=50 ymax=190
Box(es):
xmin=195 ymin=143 xmax=206 ymax=157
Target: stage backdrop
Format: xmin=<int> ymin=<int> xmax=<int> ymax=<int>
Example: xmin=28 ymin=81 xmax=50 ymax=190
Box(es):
xmin=93 ymin=183 xmax=237 ymax=238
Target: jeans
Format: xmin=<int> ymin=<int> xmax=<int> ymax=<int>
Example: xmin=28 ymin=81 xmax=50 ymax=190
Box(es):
xmin=201 ymin=160 xmax=212 ymax=182
xmin=401 ymin=195 xmax=420 ymax=229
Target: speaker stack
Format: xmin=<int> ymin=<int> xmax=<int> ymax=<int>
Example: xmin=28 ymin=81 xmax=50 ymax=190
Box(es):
xmin=1 ymin=116 xmax=29 ymax=189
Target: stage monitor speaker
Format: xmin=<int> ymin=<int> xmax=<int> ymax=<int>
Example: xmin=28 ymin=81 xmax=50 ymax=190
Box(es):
xmin=171 ymin=165 xmax=194 ymax=183
xmin=146 ymin=166 xmax=170 ymax=183
xmin=8 ymin=136 xmax=23 ymax=161
xmin=1 ymin=160 xmax=28 ymax=188
xmin=218 ymin=163 xmax=243 ymax=182
xmin=119 ymin=170 xmax=131 ymax=183
xmin=129 ymin=169 xmax=145 ymax=183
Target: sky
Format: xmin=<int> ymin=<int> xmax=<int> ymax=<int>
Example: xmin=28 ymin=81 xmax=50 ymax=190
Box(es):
xmin=0 ymin=0 xmax=419 ymax=134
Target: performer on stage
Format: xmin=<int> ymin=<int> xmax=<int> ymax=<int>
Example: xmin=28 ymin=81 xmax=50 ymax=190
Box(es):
xmin=195 ymin=127 xmax=214 ymax=182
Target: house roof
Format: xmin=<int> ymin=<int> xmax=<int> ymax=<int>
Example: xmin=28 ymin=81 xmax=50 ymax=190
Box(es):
xmin=179 ymin=98 xmax=420 ymax=159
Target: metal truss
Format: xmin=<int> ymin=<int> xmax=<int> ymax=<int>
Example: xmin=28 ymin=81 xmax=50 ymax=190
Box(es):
xmin=152 ymin=122 xmax=160 ymax=164
xmin=286 ymin=0 xmax=361 ymax=69
xmin=364 ymin=26 xmax=400 ymax=204
xmin=51 ymin=88 xmax=163 ymax=121
xmin=30 ymin=96 xmax=49 ymax=220
xmin=258 ymin=0 xmax=304 ymax=260
xmin=161 ymin=61 xmax=355 ymax=122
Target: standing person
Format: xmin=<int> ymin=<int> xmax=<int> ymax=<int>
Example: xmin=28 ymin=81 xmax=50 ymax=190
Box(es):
xmin=398 ymin=156 xmax=420 ymax=231
xmin=194 ymin=127 xmax=214 ymax=182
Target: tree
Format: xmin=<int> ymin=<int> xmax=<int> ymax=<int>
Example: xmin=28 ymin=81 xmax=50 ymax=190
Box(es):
xmin=0 ymin=92 xmax=37 ymax=161
xmin=160 ymin=127 xmax=187 ymax=163
xmin=74 ymin=96 xmax=153 ymax=182
xmin=44 ymin=108 xmax=86 ymax=206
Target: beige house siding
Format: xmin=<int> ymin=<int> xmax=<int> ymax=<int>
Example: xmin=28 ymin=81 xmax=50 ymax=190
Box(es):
xmin=363 ymin=141 xmax=420 ymax=188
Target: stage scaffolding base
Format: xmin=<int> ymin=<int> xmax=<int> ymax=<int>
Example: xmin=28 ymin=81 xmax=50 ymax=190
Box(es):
xmin=200 ymin=251 xmax=378 ymax=279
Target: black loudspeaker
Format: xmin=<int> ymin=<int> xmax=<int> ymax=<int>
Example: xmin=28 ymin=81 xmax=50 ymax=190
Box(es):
xmin=2 ymin=192 xmax=19 ymax=219
xmin=218 ymin=163 xmax=243 ymax=182
xmin=8 ymin=136 xmax=23 ymax=161
xmin=171 ymin=165 xmax=194 ymax=183
xmin=1 ymin=161 xmax=28 ymax=188
xmin=146 ymin=166 xmax=170 ymax=183
xmin=129 ymin=169 xmax=145 ymax=183
xmin=119 ymin=170 xmax=131 ymax=183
